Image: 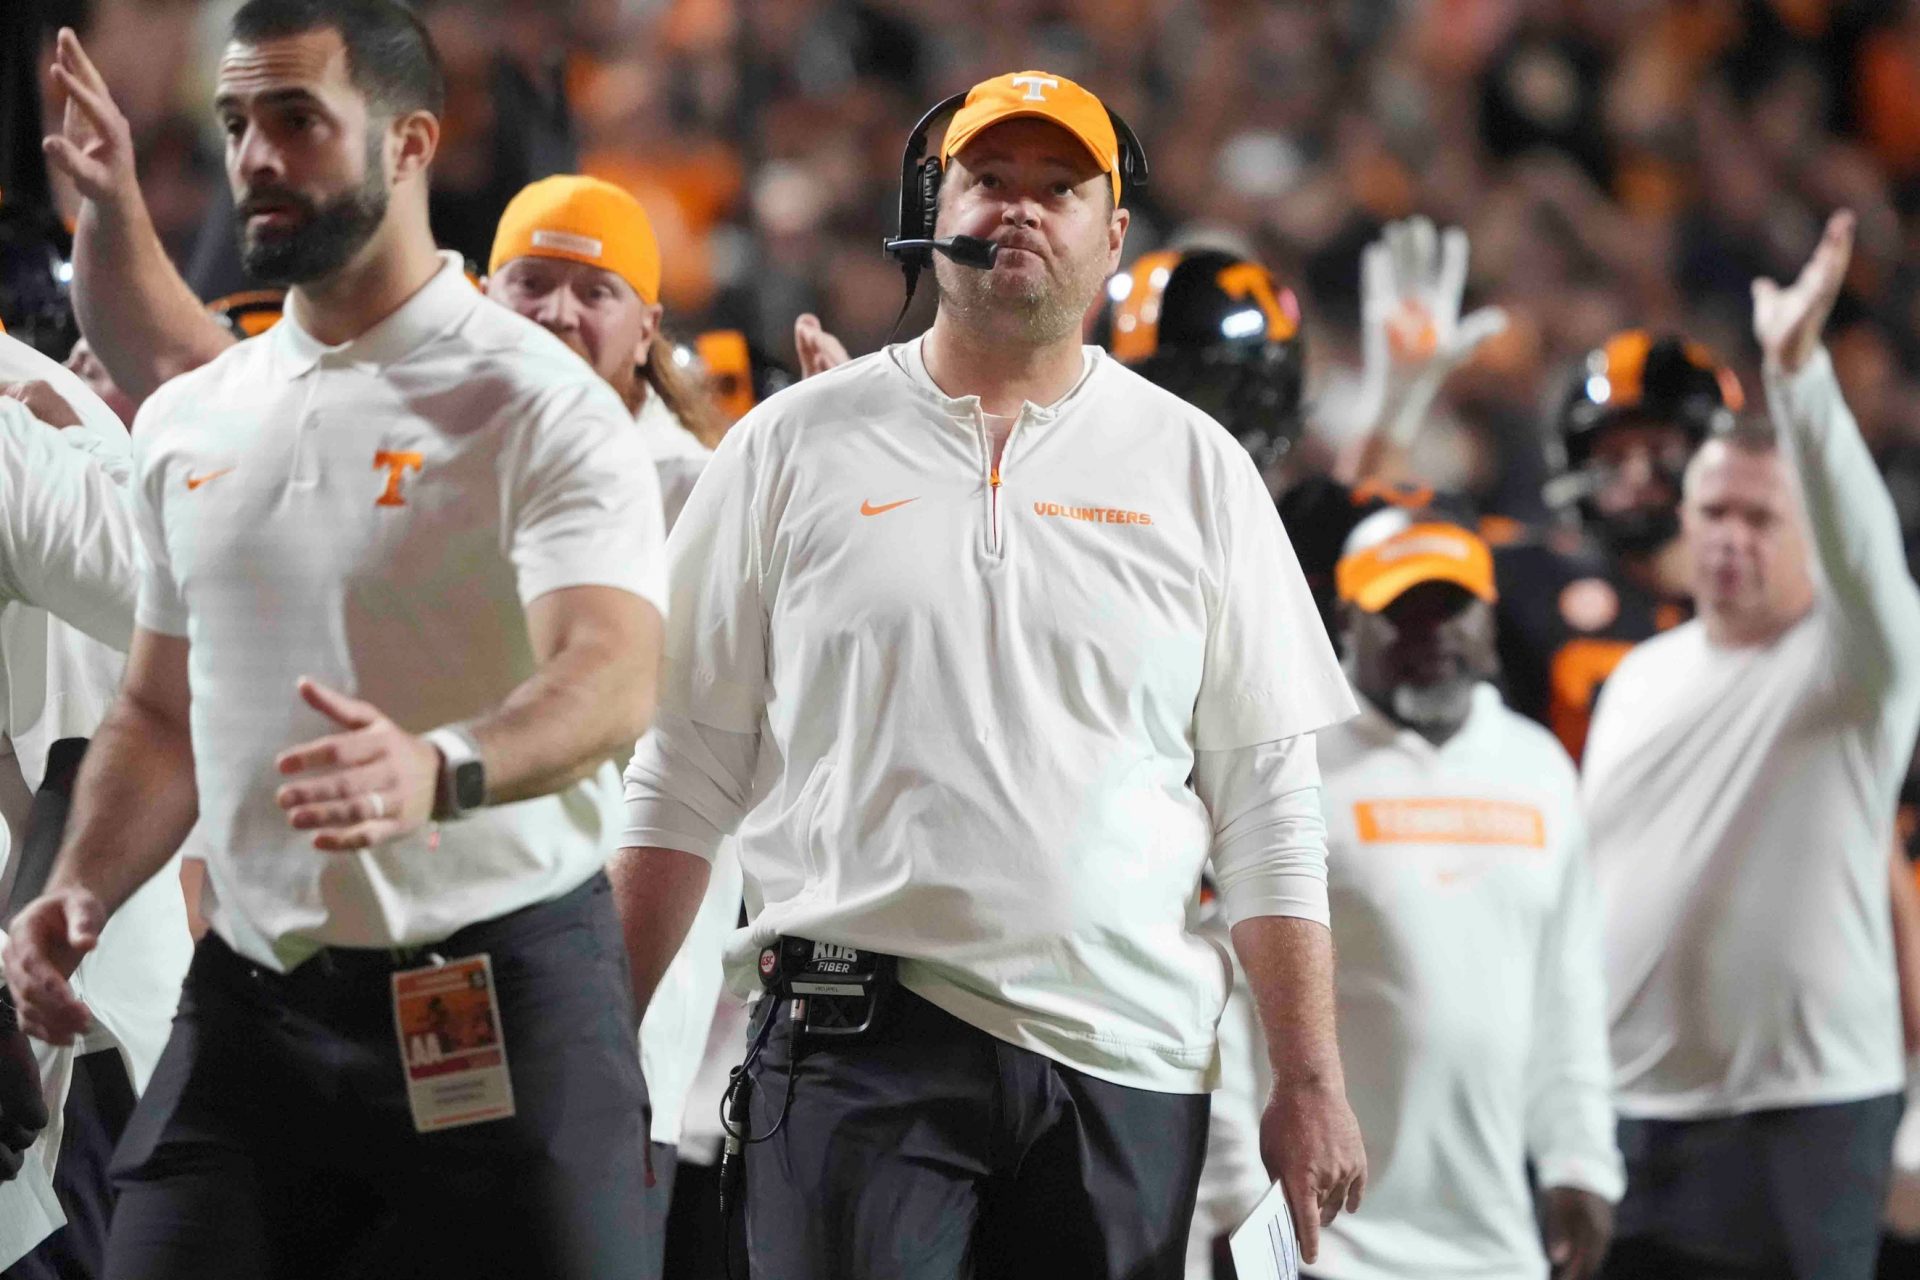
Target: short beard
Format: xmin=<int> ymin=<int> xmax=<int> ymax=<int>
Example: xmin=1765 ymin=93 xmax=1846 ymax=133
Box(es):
xmin=237 ymin=141 xmax=390 ymax=287
xmin=932 ymin=244 xmax=1103 ymax=347
xmin=1390 ymin=679 xmax=1477 ymax=736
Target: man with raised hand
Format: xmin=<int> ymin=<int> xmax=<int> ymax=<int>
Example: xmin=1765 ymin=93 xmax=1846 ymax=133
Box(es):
xmin=1586 ymin=211 xmax=1920 ymax=1279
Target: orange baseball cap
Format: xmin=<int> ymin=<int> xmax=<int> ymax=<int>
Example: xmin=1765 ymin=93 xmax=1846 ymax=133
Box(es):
xmin=940 ymin=70 xmax=1123 ymax=203
xmin=488 ymin=175 xmax=661 ymax=305
xmin=1336 ymin=519 xmax=1497 ymax=613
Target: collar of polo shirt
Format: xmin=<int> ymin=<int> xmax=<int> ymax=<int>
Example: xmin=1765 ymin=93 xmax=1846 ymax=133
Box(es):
xmin=268 ymin=252 xmax=480 ymax=379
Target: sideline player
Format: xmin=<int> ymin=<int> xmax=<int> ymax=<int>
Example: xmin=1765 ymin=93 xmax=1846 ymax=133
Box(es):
xmin=5 ymin=3 xmax=668 ymax=1274
xmin=619 ymin=69 xmax=1365 ymax=1277
xmin=1328 ymin=216 xmax=1725 ymax=761
xmin=1095 ymin=246 xmax=1306 ymax=495
xmin=1495 ymin=332 xmax=1737 ymax=759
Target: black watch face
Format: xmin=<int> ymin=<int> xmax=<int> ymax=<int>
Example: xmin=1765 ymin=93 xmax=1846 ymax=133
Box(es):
xmin=453 ymin=760 xmax=487 ymax=812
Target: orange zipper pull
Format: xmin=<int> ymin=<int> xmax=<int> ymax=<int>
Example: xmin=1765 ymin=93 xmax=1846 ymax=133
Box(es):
xmin=990 ymin=467 xmax=1001 ymax=490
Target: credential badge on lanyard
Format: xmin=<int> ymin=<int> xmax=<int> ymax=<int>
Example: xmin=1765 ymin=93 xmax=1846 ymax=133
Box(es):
xmin=391 ymin=953 xmax=516 ymax=1132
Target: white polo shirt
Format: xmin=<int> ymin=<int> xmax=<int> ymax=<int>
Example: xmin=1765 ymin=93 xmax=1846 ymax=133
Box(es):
xmin=128 ymin=253 xmax=668 ymax=971
xmin=1313 ymin=685 xmax=1621 ymax=1280
xmin=623 ymin=339 xmax=1353 ymax=1092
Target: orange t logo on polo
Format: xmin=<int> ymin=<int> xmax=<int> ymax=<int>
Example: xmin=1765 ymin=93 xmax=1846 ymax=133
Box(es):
xmin=374 ymin=450 xmax=424 ymax=507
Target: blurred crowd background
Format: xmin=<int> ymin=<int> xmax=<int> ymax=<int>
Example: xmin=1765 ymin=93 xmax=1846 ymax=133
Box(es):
xmin=22 ymin=0 xmax=1920 ymax=567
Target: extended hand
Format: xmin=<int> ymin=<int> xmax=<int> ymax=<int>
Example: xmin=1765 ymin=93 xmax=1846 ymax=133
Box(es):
xmin=1 ymin=890 xmax=103 ymax=1045
xmin=0 ymin=382 xmax=82 ymax=429
xmin=1753 ymin=209 xmax=1853 ymax=377
xmin=1358 ymin=216 xmax=1508 ymax=447
xmin=41 ymin=29 xmax=142 ymax=210
xmin=274 ymin=678 xmax=440 ymax=851
xmin=794 ymin=314 xmax=852 ymax=378
xmin=1541 ymin=1185 xmax=1614 ymax=1280
xmin=1258 ymin=1078 xmax=1367 ymax=1264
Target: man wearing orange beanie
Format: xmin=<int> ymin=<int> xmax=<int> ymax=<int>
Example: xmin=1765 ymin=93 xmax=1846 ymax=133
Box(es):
xmin=487 ymin=175 xmax=718 ymax=527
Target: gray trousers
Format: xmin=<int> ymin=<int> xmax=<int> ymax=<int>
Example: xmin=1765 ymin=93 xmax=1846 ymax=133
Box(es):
xmin=103 ymin=874 xmax=663 ymax=1280
xmin=745 ymin=986 xmax=1209 ymax=1280
xmin=1602 ymin=1093 xmax=1904 ymax=1280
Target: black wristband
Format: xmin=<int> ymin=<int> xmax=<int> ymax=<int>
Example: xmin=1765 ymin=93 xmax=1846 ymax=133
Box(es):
xmin=0 ymin=987 xmax=18 ymax=1034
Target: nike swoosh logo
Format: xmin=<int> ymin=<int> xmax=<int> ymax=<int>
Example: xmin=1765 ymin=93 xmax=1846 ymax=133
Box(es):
xmin=185 ymin=467 xmax=235 ymax=491
xmin=860 ymin=497 xmax=917 ymax=517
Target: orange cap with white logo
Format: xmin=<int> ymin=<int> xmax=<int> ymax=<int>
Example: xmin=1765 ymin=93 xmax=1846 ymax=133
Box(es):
xmin=940 ymin=70 xmax=1123 ymax=204
xmin=489 ymin=175 xmax=661 ymax=305
xmin=1336 ymin=520 xmax=1498 ymax=613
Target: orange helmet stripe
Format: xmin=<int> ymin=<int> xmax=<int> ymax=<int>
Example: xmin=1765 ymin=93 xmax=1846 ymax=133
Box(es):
xmin=1107 ymin=249 xmax=1184 ymax=364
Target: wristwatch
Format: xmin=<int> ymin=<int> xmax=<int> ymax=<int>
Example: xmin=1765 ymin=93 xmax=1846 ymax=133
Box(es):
xmin=424 ymin=725 xmax=487 ymax=821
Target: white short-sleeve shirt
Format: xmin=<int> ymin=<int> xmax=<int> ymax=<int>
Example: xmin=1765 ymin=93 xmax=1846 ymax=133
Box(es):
xmin=129 ymin=254 xmax=668 ymax=970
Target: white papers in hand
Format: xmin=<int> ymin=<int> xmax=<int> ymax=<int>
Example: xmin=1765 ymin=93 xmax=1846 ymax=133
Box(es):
xmin=1228 ymin=1180 xmax=1302 ymax=1280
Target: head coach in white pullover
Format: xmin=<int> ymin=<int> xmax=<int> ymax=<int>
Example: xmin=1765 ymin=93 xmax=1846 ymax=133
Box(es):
xmin=2 ymin=2 xmax=669 ymax=1277
xmin=618 ymin=69 xmax=1365 ymax=1279
xmin=1585 ymin=210 xmax=1920 ymax=1280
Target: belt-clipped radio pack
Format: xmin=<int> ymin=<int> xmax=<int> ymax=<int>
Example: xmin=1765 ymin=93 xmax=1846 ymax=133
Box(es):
xmin=756 ymin=936 xmax=896 ymax=1039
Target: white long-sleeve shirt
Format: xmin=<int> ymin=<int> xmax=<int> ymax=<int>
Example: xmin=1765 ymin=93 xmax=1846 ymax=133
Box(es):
xmin=1313 ymin=685 xmax=1622 ymax=1280
xmin=634 ymin=389 xmax=711 ymax=530
xmin=625 ymin=399 xmax=741 ymax=1149
xmin=622 ymin=340 xmax=1354 ymax=1092
xmin=1584 ymin=349 xmax=1920 ymax=1119
xmin=0 ymin=336 xmax=193 ymax=1266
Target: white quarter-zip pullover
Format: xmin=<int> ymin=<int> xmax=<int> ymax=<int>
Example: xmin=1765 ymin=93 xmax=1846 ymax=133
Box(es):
xmin=623 ymin=338 xmax=1353 ymax=1092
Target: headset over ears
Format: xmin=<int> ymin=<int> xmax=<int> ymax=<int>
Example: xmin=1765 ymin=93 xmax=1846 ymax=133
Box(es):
xmin=882 ymin=90 xmax=1149 ymax=276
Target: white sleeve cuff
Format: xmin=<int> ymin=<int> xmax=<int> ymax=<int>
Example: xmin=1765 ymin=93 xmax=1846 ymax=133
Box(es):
xmin=1194 ymin=735 xmax=1332 ymax=928
xmin=1535 ymin=1152 xmax=1627 ymax=1204
xmin=620 ymin=711 xmax=759 ymax=860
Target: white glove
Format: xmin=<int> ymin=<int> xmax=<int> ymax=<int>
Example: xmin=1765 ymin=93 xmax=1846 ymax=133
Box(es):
xmin=1356 ymin=216 xmax=1509 ymax=449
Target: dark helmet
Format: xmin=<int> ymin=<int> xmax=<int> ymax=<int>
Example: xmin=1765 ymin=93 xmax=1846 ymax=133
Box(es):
xmin=206 ymin=290 xmax=286 ymax=341
xmin=1557 ymin=330 xmax=1743 ymax=468
xmin=1550 ymin=330 xmax=1742 ymax=554
xmin=1096 ymin=248 xmax=1305 ymax=470
xmin=693 ymin=329 xmax=794 ymax=426
xmin=0 ymin=203 xmax=77 ymax=359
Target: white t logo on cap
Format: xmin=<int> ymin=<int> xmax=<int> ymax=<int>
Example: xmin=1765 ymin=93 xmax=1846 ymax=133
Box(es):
xmin=1011 ymin=75 xmax=1059 ymax=101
